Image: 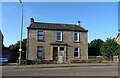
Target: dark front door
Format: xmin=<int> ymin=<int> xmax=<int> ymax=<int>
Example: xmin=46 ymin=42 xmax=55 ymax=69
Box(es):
xmin=53 ymin=47 xmax=58 ymax=61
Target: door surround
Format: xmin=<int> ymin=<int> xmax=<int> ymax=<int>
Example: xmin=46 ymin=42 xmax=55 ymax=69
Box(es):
xmin=52 ymin=46 xmax=66 ymax=62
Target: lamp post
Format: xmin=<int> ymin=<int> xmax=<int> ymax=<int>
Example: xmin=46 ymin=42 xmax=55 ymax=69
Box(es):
xmin=19 ymin=0 xmax=23 ymax=65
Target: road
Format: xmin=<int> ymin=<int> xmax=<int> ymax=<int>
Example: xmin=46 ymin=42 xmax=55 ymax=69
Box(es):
xmin=2 ymin=65 xmax=118 ymax=76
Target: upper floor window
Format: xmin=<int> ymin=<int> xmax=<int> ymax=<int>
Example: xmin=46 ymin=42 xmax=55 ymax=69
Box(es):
xmin=38 ymin=31 xmax=44 ymax=41
xmin=74 ymin=32 xmax=79 ymax=42
xmin=74 ymin=47 xmax=79 ymax=58
xmin=56 ymin=32 xmax=62 ymax=41
xmin=37 ymin=46 xmax=43 ymax=58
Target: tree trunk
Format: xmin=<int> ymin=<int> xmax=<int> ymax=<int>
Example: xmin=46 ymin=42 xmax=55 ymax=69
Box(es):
xmin=109 ymin=56 xmax=113 ymax=61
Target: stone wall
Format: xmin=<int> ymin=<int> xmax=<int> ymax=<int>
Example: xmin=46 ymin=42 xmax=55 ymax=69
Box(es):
xmin=27 ymin=29 xmax=88 ymax=61
xmin=116 ymin=34 xmax=120 ymax=45
xmin=0 ymin=31 xmax=3 ymax=57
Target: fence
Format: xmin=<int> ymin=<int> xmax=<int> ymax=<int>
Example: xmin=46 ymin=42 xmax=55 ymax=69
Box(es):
xmin=89 ymin=56 xmax=120 ymax=62
xmin=88 ymin=56 xmax=103 ymax=60
xmin=113 ymin=56 xmax=119 ymax=62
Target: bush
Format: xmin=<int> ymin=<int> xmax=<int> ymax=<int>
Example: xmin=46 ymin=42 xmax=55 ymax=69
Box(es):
xmin=70 ymin=59 xmax=103 ymax=63
xmin=17 ymin=59 xmax=55 ymax=65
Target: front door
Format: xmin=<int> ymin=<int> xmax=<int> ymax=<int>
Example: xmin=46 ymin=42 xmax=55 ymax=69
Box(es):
xmin=53 ymin=47 xmax=58 ymax=61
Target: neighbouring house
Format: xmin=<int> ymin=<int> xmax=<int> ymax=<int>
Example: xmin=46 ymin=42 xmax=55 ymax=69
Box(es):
xmin=27 ymin=18 xmax=88 ymax=63
xmin=115 ymin=29 xmax=120 ymax=45
xmin=2 ymin=49 xmax=19 ymax=62
xmin=113 ymin=29 xmax=120 ymax=62
xmin=0 ymin=30 xmax=3 ymax=57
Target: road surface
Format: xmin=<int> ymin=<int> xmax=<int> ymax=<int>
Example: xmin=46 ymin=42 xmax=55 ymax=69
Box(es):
xmin=2 ymin=65 xmax=118 ymax=76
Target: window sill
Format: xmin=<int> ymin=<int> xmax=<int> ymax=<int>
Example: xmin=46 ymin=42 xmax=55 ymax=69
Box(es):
xmin=74 ymin=41 xmax=80 ymax=43
xmin=37 ymin=57 xmax=43 ymax=59
xmin=74 ymin=57 xmax=80 ymax=59
xmin=38 ymin=40 xmax=45 ymax=42
xmin=56 ymin=40 xmax=63 ymax=42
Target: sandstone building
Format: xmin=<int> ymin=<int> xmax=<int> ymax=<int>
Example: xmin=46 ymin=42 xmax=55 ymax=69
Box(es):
xmin=27 ymin=18 xmax=88 ymax=63
xmin=115 ymin=29 xmax=120 ymax=45
xmin=0 ymin=30 xmax=3 ymax=57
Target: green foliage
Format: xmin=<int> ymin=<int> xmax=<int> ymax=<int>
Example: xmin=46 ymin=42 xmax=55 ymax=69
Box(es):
xmin=8 ymin=38 xmax=27 ymax=53
xmin=100 ymin=38 xmax=119 ymax=59
xmin=5 ymin=38 xmax=27 ymax=60
xmin=89 ymin=39 xmax=104 ymax=56
xmin=114 ymin=45 xmax=120 ymax=55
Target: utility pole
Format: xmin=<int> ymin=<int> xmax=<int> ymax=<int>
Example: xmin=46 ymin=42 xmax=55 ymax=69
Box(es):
xmin=19 ymin=0 xmax=23 ymax=65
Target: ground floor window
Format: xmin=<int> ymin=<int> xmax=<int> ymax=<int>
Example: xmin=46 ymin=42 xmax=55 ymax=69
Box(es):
xmin=37 ymin=46 xmax=43 ymax=58
xmin=60 ymin=47 xmax=64 ymax=56
xmin=74 ymin=47 xmax=79 ymax=57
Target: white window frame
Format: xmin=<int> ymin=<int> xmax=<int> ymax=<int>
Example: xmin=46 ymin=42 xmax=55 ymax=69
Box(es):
xmin=74 ymin=32 xmax=79 ymax=42
xmin=74 ymin=47 xmax=79 ymax=58
xmin=56 ymin=32 xmax=62 ymax=41
xmin=60 ymin=47 xmax=64 ymax=56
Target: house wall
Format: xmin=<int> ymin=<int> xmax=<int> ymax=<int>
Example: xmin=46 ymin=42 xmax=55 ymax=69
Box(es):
xmin=116 ymin=34 xmax=120 ymax=45
xmin=0 ymin=32 xmax=3 ymax=56
xmin=27 ymin=29 xmax=88 ymax=61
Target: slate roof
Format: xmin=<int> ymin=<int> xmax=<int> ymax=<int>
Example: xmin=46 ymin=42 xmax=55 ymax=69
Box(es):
xmin=27 ymin=22 xmax=88 ymax=32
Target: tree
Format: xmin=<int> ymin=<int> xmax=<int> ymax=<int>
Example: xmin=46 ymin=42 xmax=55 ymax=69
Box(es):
xmin=114 ymin=45 xmax=120 ymax=56
xmin=89 ymin=39 xmax=104 ymax=56
xmin=6 ymin=38 xmax=27 ymax=60
xmin=8 ymin=39 xmax=27 ymax=52
xmin=100 ymin=38 xmax=119 ymax=60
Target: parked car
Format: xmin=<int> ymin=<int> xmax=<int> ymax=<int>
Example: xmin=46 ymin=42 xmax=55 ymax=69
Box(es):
xmin=0 ymin=58 xmax=8 ymax=63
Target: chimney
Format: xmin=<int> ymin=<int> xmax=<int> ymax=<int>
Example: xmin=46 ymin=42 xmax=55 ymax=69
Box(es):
xmin=76 ymin=21 xmax=80 ymax=26
xmin=30 ymin=18 xmax=34 ymax=23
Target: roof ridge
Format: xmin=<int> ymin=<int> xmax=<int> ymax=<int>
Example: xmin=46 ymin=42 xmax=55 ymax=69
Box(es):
xmin=34 ymin=22 xmax=87 ymax=30
xmin=34 ymin=22 xmax=75 ymax=25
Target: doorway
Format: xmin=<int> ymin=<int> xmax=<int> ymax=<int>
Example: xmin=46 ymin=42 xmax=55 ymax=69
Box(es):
xmin=53 ymin=47 xmax=58 ymax=61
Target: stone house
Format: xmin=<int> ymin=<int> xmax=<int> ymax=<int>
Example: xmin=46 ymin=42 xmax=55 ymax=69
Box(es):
xmin=115 ymin=29 xmax=120 ymax=45
xmin=0 ymin=30 xmax=3 ymax=57
xmin=27 ymin=18 xmax=88 ymax=63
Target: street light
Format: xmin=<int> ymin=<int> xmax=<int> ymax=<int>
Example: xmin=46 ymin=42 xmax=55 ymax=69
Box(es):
xmin=19 ymin=0 xmax=23 ymax=65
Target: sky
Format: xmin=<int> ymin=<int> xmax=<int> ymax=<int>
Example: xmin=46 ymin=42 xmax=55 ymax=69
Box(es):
xmin=1 ymin=2 xmax=118 ymax=47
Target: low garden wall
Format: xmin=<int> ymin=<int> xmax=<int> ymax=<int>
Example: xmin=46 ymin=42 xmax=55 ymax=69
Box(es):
xmin=17 ymin=59 xmax=103 ymax=65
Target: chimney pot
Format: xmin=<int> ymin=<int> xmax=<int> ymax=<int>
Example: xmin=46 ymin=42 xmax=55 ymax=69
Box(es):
xmin=30 ymin=18 xmax=34 ymax=23
xmin=76 ymin=21 xmax=80 ymax=26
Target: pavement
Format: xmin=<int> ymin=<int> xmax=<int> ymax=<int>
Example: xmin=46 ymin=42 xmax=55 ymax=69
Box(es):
xmin=0 ymin=63 xmax=17 ymax=66
xmin=2 ymin=62 xmax=118 ymax=70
